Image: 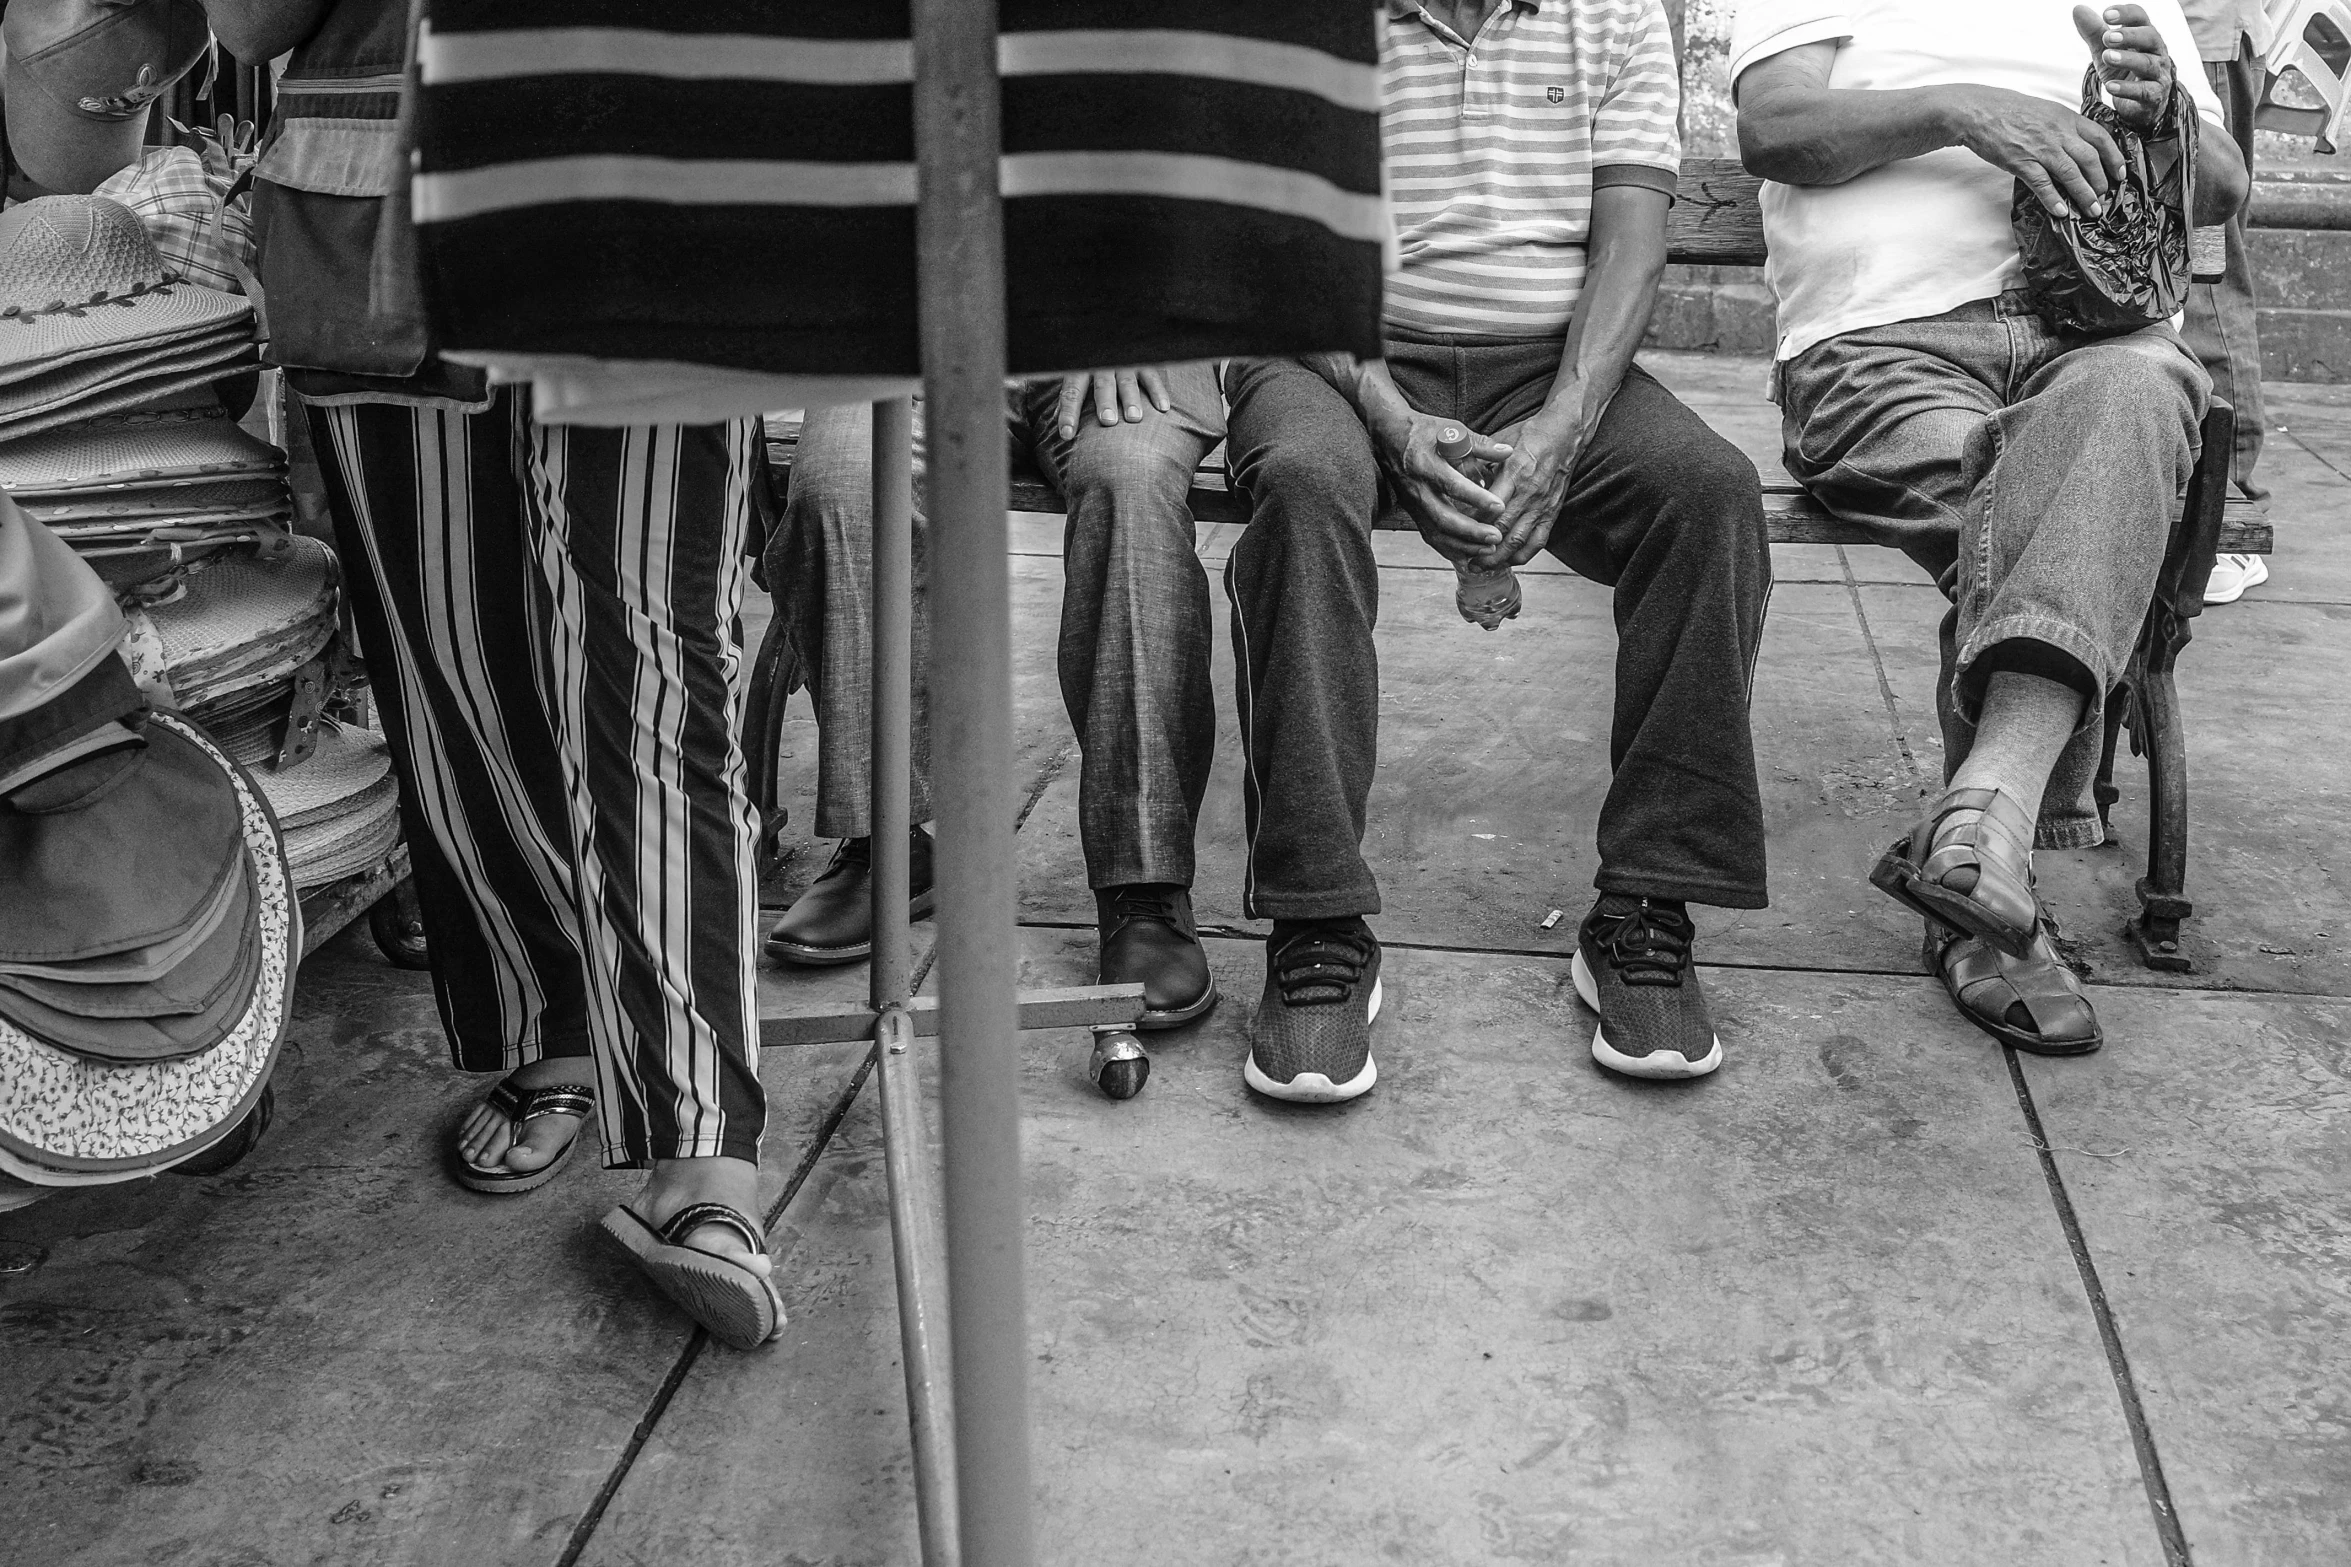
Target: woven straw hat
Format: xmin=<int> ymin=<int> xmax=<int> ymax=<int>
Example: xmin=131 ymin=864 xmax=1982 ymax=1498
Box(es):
xmin=0 ymin=346 xmax=262 ymax=443
xmin=22 ymin=476 xmax=285 ymax=524
xmin=0 ymin=407 xmax=283 ymax=498
xmin=0 ymin=198 xmax=252 ymax=373
xmin=122 ymin=531 xmax=337 ymax=707
xmin=0 ymin=712 xmax=295 ymax=1185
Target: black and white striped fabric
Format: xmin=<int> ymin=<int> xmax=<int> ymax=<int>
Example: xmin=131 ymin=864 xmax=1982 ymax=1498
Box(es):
xmin=408 ymin=2 xmax=1385 ymax=379
xmin=309 ymin=392 xmax=766 ymax=1168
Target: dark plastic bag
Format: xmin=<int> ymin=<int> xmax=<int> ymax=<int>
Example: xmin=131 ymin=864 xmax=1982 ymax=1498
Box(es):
xmin=2011 ymin=67 xmax=2199 ymax=337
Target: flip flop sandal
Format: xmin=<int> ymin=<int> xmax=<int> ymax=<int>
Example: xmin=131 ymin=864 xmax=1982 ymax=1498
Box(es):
xmin=452 ymin=1077 xmax=596 ymax=1195
xmin=600 ymin=1201 xmax=786 ymax=1351
xmin=1927 ymin=923 xmax=2104 ymax=1056
xmin=1871 ymin=786 xmax=2040 ymax=957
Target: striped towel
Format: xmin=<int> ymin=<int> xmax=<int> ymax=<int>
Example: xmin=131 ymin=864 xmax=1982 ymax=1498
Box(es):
xmin=408 ymin=2 xmax=1386 ymax=381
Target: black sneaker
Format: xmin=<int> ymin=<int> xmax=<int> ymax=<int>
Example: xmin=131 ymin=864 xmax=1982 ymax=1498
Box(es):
xmin=1571 ymin=895 xmax=1721 ymax=1080
xmin=1244 ymin=918 xmax=1381 ymax=1103
xmin=1097 ymin=883 xmax=1217 ymax=1029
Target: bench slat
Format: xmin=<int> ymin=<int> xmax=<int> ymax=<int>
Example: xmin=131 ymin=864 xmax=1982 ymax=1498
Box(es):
xmin=1666 ymin=158 xmax=1770 ymax=269
xmin=783 ymin=441 xmax=2271 ymax=555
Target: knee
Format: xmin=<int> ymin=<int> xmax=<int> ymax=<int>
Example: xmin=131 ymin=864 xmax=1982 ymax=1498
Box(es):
xmin=1060 ymin=423 xmax=1203 ymax=527
xmin=1245 ymin=439 xmax=1378 ymax=527
xmin=1646 ymin=434 xmax=1766 ymax=555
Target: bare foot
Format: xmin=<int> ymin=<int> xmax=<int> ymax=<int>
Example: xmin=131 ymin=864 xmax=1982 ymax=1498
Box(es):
xmin=633 ymin=1156 xmax=770 ymax=1277
xmin=454 ymin=1057 xmax=594 ymax=1177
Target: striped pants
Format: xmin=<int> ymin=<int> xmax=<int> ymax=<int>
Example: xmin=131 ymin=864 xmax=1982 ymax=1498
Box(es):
xmin=309 ymin=390 xmax=764 ymax=1168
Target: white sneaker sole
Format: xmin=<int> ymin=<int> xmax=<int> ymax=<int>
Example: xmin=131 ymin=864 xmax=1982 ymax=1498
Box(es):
xmin=1244 ymin=977 xmax=1382 ymax=1103
xmin=1570 ymin=950 xmax=1722 ymax=1081
xmin=2202 ymin=553 xmax=2268 ymax=605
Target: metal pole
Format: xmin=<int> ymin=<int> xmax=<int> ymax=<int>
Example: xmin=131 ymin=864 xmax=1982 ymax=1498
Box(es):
xmin=910 ymin=5 xmax=1034 ymax=1566
xmin=867 ymin=395 xmax=960 ymax=1562
xmin=870 ymin=397 xmax=916 ymax=1016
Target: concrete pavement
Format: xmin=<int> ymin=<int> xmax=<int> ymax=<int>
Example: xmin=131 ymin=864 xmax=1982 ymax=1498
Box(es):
xmin=3 ymin=354 xmax=2345 ymax=1566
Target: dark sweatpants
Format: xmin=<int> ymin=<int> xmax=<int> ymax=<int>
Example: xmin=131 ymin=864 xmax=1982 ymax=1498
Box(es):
xmin=1219 ymin=339 xmax=1771 ymax=921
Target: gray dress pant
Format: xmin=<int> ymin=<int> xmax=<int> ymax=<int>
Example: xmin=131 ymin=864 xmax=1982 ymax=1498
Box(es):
xmin=770 ymin=369 xmax=1225 ymax=887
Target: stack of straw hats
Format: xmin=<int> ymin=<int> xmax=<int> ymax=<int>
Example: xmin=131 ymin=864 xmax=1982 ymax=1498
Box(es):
xmin=0 ymin=197 xmax=259 ymax=440
xmin=0 ymin=403 xmax=289 ymax=600
xmin=0 ymin=505 xmax=291 ymax=1192
xmin=0 ymin=196 xmax=283 ymax=604
xmin=1 ymin=192 xmax=399 ymax=898
xmin=117 ymin=532 xmax=399 ymax=890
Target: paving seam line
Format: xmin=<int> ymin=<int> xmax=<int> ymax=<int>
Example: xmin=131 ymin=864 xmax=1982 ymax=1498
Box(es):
xmin=1838 ymin=543 xmax=1928 ymax=782
xmin=1010 ymin=918 xmax=2351 ymax=1000
xmin=550 ymin=736 xmax=1079 ymax=1564
xmin=549 ymin=1047 xmax=877 ymax=1567
xmin=2004 ymin=1048 xmax=2195 ymax=1567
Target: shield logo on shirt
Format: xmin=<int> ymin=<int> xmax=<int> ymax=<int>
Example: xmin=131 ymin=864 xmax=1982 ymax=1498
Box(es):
xmin=1547 ymin=85 xmax=1565 ymax=103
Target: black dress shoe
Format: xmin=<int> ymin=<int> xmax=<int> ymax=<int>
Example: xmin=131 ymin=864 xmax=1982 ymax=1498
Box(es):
xmin=766 ymin=827 xmax=935 ymax=966
xmin=1096 ymin=884 xmax=1217 ymax=1029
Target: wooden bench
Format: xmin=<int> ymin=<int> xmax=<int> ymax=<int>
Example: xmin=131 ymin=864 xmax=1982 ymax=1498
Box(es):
xmin=756 ymin=155 xmax=2268 ymax=970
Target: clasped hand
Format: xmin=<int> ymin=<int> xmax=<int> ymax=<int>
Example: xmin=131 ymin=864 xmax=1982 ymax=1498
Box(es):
xmin=1372 ymin=406 xmax=1581 ymax=570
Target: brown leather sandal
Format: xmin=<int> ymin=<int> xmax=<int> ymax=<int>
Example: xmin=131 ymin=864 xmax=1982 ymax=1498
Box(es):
xmin=1926 ymin=922 xmax=2103 ymax=1056
xmin=1872 ymin=786 xmax=2040 ymax=957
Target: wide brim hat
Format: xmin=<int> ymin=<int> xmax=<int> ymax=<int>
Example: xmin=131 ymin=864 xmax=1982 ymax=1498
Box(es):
xmin=0 ymin=325 xmax=258 ymax=435
xmin=122 ymin=531 xmax=337 ymax=707
xmin=0 ymin=405 xmax=285 ymax=498
xmin=2 ymin=0 xmax=212 ymax=194
xmin=24 ymin=475 xmax=286 ymax=524
xmin=0 ymin=197 xmax=250 ymax=371
xmin=0 ymin=307 xmax=254 ymax=389
xmin=67 ymin=523 xmax=284 ymax=603
xmin=0 ymin=712 xmax=296 ymax=1185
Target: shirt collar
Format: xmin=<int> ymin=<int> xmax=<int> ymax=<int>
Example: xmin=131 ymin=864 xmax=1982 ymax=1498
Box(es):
xmin=1385 ymin=1 xmax=1540 ymax=19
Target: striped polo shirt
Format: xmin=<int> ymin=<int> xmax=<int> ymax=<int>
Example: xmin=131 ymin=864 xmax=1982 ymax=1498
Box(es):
xmin=1381 ymin=0 xmax=1682 ymax=339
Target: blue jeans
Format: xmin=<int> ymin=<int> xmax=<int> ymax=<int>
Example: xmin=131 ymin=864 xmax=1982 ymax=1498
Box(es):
xmin=1778 ymin=294 xmax=2209 ymax=847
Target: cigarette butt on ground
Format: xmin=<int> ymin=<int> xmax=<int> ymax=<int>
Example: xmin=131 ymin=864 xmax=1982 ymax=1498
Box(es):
xmin=1539 ymin=909 xmax=1563 ymax=930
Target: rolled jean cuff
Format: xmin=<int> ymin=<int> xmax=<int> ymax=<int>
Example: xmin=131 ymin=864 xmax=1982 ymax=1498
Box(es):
xmin=2036 ymin=813 xmax=2106 ymax=851
xmin=1950 ymin=616 xmax=2116 ymax=738
xmin=1244 ymin=884 xmax=1381 ymax=923
xmin=1595 ymin=869 xmax=1770 ymax=912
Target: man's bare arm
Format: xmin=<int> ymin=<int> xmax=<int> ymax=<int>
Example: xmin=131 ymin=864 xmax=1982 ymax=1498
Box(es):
xmin=201 ymin=0 xmax=332 ymax=63
xmin=1738 ymin=7 xmax=2245 ymax=224
xmin=1483 ymin=183 xmax=1670 ymax=565
xmin=1737 ymin=43 xmax=2127 ymax=219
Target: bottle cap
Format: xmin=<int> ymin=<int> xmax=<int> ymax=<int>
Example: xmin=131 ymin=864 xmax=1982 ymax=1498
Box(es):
xmin=1434 ymin=424 xmax=1475 ymax=463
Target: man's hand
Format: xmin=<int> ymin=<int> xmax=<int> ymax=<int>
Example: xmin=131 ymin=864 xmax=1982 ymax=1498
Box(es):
xmin=1944 ymin=84 xmax=2124 ymax=220
xmin=1481 ymin=406 xmax=1582 ymax=567
xmin=1054 ymin=369 xmax=1171 ymax=440
xmin=1366 ymin=407 xmax=1512 ymax=562
xmin=2075 ymin=4 xmax=2176 ymax=131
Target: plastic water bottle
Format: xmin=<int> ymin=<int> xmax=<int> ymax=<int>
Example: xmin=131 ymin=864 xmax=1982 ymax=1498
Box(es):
xmin=1437 ymin=423 xmax=1520 ymax=630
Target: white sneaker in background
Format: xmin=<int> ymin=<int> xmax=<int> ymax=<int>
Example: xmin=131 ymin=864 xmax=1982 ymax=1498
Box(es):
xmin=2203 ymin=552 xmax=2269 ymax=605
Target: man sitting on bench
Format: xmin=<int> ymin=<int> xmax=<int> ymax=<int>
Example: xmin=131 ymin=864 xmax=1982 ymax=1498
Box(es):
xmin=1734 ymin=0 xmax=2248 ymax=1053
xmin=768 ymin=372 xmax=1228 ymax=1034
xmin=1220 ymin=0 xmax=1774 ymax=1100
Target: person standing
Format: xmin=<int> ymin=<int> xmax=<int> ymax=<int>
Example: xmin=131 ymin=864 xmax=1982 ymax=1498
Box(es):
xmin=205 ymin=0 xmax=782 ymax=1349
xmin=2180 ymin=0 xmax=2273 ymax=604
